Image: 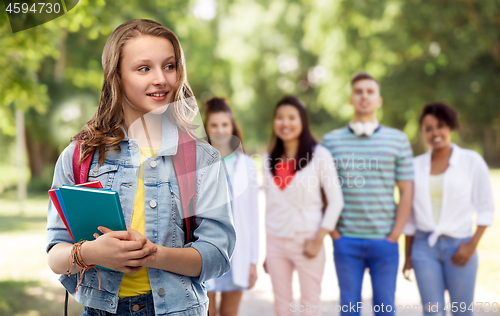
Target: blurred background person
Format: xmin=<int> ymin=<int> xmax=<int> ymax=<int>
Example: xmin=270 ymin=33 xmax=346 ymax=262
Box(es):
xmin=403 ymin=102 xmax=495 ymax=316
xmin=204 ymin=97 xmax=259 ymax=316
xmin=263 ymin=95 xmax=344 ymax=316
xmin=322 ymin=72 xmax=414 ymax=316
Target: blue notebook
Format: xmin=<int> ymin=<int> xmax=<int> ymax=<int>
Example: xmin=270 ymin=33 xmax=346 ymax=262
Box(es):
xmin=56 ymin=185 xmax=127 ymax=270
xmin=54 ymin=187 xmax=113 ymax=239
xmin=59 ymin=185 xmax=126 ymax=271
xmin=59 ymin=185 xmax=126 ymax=243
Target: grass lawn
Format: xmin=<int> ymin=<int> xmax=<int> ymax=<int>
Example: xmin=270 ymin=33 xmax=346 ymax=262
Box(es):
xmin=0 ymin=193 xmax=84 ymax=316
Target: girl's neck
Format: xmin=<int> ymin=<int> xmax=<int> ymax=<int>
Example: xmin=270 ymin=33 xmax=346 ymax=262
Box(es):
xmin=282 ymin=138 xmax=299 ymax=160
xmin=214 ymin=143 xmax=233 ymax=158
xmin=124 ymin=114 xmax=162 ymax=149
xmin=431 ymin=143 xmax=453 ymax=161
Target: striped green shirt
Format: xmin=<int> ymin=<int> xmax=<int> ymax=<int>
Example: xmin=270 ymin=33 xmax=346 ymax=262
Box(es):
xmin=322 ymin=126 xmax=414 ymax=239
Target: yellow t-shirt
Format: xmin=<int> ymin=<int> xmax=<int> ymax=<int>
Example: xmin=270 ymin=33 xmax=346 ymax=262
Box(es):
xmin=118 ymin=147 xmax=158 ymax=298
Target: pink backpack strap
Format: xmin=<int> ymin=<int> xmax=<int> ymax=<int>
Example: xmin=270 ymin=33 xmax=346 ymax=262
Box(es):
xmin=72 ymin=142 xmax=94 ymax=185
xmin=172 ymin=129 xmax=197 ymax=244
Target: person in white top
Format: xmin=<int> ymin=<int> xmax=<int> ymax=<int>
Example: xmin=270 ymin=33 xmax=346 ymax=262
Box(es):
xmin=402 ymin=102 xmax=495 ymax=316
xmin=263 ymin=95 xmax=344 ymax=316
xmin=203 ymin=98 xmax=259 ymax=316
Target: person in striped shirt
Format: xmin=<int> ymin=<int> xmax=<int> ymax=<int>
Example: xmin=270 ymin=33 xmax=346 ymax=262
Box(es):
xmin=322 ymin=72 xmax=414 ymax=316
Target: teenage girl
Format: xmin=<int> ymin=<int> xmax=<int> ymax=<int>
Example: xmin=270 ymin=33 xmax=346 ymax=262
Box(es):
xmin=403 ymin=102 xmax=494 ymax=316
xmin=263 ymin=95 xmax=344 ymax=316
xmin=203 ymin=97 xmax=259 ymax=316
xmin=46 ymin=19 xmax=235 ymax=316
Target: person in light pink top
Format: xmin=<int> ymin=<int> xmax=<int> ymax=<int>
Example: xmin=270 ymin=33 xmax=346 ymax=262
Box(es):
xmin=263 ymin=95 xmax=344 ymax=316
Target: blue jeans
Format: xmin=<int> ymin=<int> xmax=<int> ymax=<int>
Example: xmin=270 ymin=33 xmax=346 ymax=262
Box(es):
xmin=81 ymin=292 xmax=155 ymax=316
xmin=334 ymin=236 xmax=399 ymax=316
xmin=411 ymin=231 xmax=478 ymax=316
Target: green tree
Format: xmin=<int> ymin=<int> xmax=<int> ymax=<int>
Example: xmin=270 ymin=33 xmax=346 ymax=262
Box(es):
xmin=328 ymin=0 xmax=500 ymax=161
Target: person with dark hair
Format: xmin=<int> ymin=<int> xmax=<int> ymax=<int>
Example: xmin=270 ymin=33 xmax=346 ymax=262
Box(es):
xmin=263 ymin=95 xmax=344 ymax=316
xmin=402 ymin=102 xmax=494 ymax=316
xmin=322 ymin=72 xmax=414 ymax=316
xmin=203 ymin=97 xmax=259 ymax=316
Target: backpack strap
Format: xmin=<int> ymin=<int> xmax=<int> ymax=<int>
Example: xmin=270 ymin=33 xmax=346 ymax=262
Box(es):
xmin=172 ymin=129 xmax=197 ymax=244
xmin=73 ymin=142 xmax=94 ymax=185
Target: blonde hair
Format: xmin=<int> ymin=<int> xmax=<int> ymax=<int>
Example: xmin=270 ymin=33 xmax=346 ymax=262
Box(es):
xmin=72 ymin=19 xmax=198 ymax=165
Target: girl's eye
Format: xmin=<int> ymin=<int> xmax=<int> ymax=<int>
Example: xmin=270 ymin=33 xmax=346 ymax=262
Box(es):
xmin=138 ymin=67 xmax=149 ymax=72
xmin=165 ymin=64 xmax=175 ymax=70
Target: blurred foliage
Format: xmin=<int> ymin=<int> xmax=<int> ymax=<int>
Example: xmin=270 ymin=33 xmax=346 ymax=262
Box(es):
xmin=0 ymin=0 xmax=499 ymax=192
xmin=333 ymin=0 xmax=500 ymax=161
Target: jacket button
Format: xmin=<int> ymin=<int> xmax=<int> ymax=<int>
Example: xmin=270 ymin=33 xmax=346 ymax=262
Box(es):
xmin=150 ymin=160 xmax=157 ymax=168
xmin=132 ymin=304 xmax=140 ymax=312
xmin=93 ymin=166 xmax=99 ymax=173
xmin=158 ymin=288 xmax=165 ymax=296
xmin=149 ymin=200 xmax=157 ymax=208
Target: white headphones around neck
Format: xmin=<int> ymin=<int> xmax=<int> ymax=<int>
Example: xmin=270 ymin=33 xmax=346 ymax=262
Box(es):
xmin=349 ymin=120 xmax=379 ymax=137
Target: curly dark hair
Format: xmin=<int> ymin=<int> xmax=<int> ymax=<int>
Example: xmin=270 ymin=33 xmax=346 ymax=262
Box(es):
xmin=419 ymin=102 xmax=460 ymax=130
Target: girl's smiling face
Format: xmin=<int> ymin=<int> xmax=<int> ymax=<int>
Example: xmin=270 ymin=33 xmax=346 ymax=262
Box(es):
xmin=273 ymin=104 xmax=303 ymax=142
xmin=120 ymin=35 xmax=177 ymax=126
xmin=421 ymin=114 xmax=452 ymax=151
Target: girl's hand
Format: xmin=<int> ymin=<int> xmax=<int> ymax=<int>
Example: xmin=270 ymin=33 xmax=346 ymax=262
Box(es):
xmin=122 ymin=226 xmax=158 ymax=268
xmin=85 ymin=227 xmax=157 ymax=273
xmin=402 ymin=258 xmax=412 ymax=281
xmin=451 ymin=241 xmax=476 ymax=267
xmin=247 ymin=264 xmax=258 ymax=289
xmin=303 ymin=238 xmax=322 ymax=258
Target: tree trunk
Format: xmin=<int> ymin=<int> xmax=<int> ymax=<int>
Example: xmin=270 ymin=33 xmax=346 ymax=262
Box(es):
xmin=16 ymin=109 xmax=26 ymax=214
xmin=25 ymin=134 xmax=45 ymax=178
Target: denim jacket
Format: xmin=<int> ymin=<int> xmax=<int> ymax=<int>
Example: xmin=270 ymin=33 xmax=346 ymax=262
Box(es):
xmin=46 ymin=115 xmax=236 ymax=315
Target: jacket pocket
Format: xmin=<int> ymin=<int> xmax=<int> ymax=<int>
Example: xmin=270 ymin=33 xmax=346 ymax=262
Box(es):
xmin=87 ymin=163 xmax=119 ymax=189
